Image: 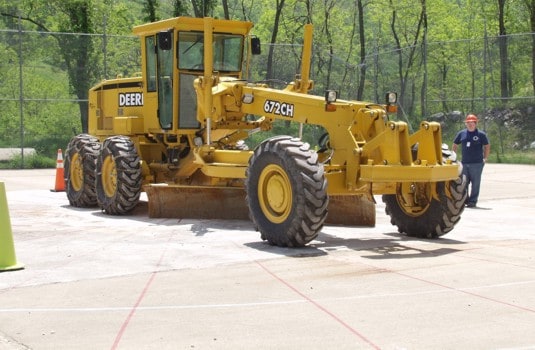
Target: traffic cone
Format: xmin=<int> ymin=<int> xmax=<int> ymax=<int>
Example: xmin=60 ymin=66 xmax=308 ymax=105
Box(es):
xmin=51 ymin=148 xmax=65 ymax=192
xmin=0 ymin=182 xmax=24 ymax=272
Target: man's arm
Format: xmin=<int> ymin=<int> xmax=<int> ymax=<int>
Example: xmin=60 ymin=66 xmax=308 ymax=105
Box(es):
xmin=452 ymin=131 xmax=462 ymax=154
xmin=483 ymin=144 xmax=490 ymax=162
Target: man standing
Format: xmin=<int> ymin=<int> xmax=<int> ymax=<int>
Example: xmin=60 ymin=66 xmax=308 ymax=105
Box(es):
xmin=452 ymin=114 xmax=491 ymax=208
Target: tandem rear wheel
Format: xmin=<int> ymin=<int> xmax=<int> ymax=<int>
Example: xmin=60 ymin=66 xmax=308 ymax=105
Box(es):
xmin=65 ymin=134 xmax=101 ymax=207
xmin=65 ymin=134 xmax=142 ymax=215
xmin=96 ymin=136 xmax=142 ymax=214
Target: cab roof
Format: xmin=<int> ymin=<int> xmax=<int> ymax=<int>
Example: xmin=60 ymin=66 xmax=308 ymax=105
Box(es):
xmin=132 ymin=17 xmax=254 ymax=37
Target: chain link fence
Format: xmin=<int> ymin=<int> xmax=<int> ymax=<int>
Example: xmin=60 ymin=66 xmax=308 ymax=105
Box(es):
xmin=260 ymin=33 xmax=535 ymax=155
xmin=1 ymin=29 xmax=534 ymax=167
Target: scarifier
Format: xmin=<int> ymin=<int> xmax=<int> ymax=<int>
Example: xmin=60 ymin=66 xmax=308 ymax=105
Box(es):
xmin=64 ymin=17 xmax=466 ymax=247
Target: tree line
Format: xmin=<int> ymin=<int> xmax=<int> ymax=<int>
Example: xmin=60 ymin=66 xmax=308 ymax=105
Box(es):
xmin=1 ymin=0 xmax=535 ymax=156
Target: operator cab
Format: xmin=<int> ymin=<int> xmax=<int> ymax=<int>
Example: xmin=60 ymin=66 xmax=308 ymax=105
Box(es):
xmin=134 ymin=17 xmax=257 ymax=132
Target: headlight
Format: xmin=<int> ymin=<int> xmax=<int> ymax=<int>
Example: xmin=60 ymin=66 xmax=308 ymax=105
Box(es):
xmin=386 ymin=92 xmax=397 ymax=104
xmin=325 ymin=90 xmax=338 ymax=103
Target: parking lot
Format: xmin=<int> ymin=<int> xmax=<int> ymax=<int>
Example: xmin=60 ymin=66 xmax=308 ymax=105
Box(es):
xmin=1 ymin=163 xmax=535 ymax=349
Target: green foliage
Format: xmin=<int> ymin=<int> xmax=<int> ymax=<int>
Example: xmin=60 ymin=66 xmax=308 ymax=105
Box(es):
xmin=490 ymin=151 xmax=535 ymax=165
xmin=143 ymin=0 xmax=160 ymax=22
xmin=245 ymin=119 xmax=326 ymax=150
xmin=0 ymin=153 xmax=56 ymax=169
xmin=1 ymin=0 xmax=535 ymax=167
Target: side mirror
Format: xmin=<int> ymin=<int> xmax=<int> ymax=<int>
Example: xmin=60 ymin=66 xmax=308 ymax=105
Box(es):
xmin=251 ymin=37 xmax=261 ymax=55
xmin=158 ymin=31 xmax=172 ymax=51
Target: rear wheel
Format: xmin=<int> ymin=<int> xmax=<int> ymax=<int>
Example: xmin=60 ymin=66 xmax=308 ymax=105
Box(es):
xmin=96 ymin=136 xmax=142 ymax=214
xmin=245 ymin=136 xmax=329 ymax=247
xmin=382 ymin=176 xmax=467 ymax=238
xmin=65 ymin=134 xmax=101 ymax=207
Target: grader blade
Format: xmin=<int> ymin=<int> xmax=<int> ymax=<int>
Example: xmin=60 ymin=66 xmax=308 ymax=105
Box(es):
xmin=146 ymin=185 xmax=250 ymax=220
xmin=327 ymin=195 xmax=376 ymax=226
xmin=145 ymin=184 xmax=375 ymax=226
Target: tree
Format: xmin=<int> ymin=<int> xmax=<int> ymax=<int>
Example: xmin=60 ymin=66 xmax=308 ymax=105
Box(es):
xmin=266 ymin=0 xmax=285 ymax=80
xmin=525 ymin=0 xmax=535 ymax=94
xmin=389 ymin=0 xmax=426 ymax=125
xmin=222 ymin=0 xmax=230 ymax=19
xmin=319 ymin=0 xmax=336 ymax=91
xmin=143 ymin=0 xmax=160 ymax=22
xmin=356 ymin=0 xmax=366 ymax=100
xmin=191 ymin=0 xmax=216 ymax=17
xmin=420 ymin=0 xmax=427 ymax=117
xmin=498 ymin=0 xmax=511 ymax=99
xmin=173 ymin=0 xmax=189 ymax=16
xmin=2 ymin=0 xmax=96 ymax=134
xmin=60 ymin=1 xmax=95 ymax=133
xmin=339 ymin=1 xmax=358 ymax=99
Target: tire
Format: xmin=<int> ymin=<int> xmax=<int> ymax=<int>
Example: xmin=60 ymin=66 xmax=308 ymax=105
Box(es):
xmin=64 ymin=134 xmax=101 ymax=207
xmin=245 ymin=136 xmax=329 ymax=247
xmin=96 ymin=135 xmax=142 ymax=215
xmin=382 ymin=176 xmax=467 ymax=238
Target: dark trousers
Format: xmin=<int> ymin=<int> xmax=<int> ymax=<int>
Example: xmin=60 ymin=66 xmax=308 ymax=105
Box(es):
xmin=462 ymin=162 xmax=484 ymax=205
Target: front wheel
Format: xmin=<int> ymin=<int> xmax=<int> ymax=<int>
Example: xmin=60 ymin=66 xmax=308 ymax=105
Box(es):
xmin=382 ymin=176 xmax=467 ymax=238
xmin=245 ymin=136 xmax=329 ymax=247
xmin=96 ymin=135 xmax=142 ymax=215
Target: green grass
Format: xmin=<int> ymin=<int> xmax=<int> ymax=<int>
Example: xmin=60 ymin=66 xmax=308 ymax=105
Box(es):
xmin=489 ymin=150 xmax=535 ymax=165
xmin=0 ymin=154 xmax=56 ymax=169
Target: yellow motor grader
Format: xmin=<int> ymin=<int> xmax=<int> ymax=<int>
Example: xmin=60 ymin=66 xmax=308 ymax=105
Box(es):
xmin=64 ymin=16 xmax=466 ymax=247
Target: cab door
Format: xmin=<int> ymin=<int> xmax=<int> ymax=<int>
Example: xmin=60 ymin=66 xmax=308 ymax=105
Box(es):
xmin=157 ymin=31 xmax=174 ymax=129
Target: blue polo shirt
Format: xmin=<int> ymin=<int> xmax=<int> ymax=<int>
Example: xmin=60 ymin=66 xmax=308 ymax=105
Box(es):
xmin=453 ymin=128 xmax=489 ymax=164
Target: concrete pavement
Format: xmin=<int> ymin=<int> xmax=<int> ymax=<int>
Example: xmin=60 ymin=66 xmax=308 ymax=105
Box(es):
xmin=1 ymin=164 xmax=535 ymax=349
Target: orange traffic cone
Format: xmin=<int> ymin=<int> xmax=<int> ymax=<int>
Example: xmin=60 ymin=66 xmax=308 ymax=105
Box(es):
xmin=51 ymin=149 xmax=65 ymax=192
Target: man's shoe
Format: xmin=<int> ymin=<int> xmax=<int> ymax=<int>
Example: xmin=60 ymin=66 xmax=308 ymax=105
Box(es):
xmin=466 ymin=203 xmax=476 ymax=208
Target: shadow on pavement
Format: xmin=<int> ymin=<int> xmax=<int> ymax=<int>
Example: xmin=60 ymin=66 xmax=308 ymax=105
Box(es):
xmin=63 ymin=198 xmax=467 ymax=260
xmin=244 ymin=230 xmax=467 ymax=260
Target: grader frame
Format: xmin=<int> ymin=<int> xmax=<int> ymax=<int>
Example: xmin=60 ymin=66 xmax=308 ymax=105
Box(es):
xmin=65 ymin=17 xmax=466 ymax=247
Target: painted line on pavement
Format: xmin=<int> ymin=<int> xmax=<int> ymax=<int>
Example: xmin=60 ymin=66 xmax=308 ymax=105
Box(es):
xmin=109 ymin=232 xmax=174 ymax=350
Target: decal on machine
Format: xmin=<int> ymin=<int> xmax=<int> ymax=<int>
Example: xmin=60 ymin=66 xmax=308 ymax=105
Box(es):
xmin=263 ymin=99 xmax=294 ymax=118
xmin=119 ymin=92 xmax=144 ymax=107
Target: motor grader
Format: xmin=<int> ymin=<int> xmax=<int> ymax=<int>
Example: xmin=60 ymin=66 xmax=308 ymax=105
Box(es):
xmin=64 ymin=16 xmax=466 ymax=247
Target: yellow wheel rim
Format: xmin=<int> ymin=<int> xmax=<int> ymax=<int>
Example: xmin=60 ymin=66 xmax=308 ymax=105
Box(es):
xmin=395 ymin=182 xmax=433 ymax=217
xmin=101 ymin=155 xmax=117 ymax=198
xmin=258 ymin=164 xmax=292 ymax=223
xmin=70 ymin=153 xmax=83 ymax=192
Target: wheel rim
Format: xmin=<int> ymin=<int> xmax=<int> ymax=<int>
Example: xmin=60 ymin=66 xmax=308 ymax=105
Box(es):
xmin=258 ymin=164 xmax=292 ymax=223
xmin=101 ymin=155 xmax=117 ymax=198
xmin=395 ymin=182 xmax=432 ymax=217
xmin=70 ymin=153 xmax=83 ymax=192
